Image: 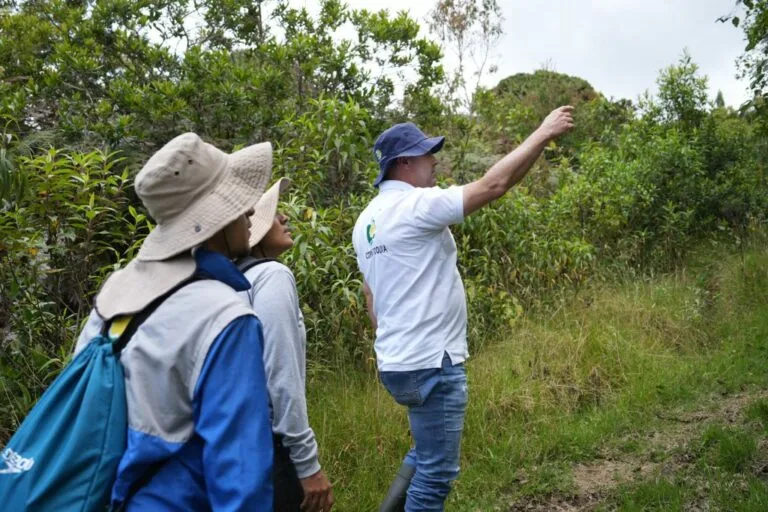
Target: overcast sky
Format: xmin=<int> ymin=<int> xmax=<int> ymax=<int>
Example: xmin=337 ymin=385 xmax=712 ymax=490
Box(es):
xmin=333 ymin=0 xmax=750 ymax=107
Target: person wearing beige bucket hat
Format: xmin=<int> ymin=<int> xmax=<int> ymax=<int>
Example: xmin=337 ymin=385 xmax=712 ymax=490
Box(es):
xmin=238 ymin=177 xmax=335 ymax=512
xmin=74 ymin=132 xmax=277 ymax=510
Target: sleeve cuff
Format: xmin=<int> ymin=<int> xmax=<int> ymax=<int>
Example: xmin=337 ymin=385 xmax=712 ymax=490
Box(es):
xmin=450 ymin=185 xmax=465 ymax=223
xmin=294 ymin=457 xmax=322 ymax=480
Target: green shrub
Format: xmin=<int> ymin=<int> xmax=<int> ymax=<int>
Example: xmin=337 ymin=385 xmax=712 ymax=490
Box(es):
xmin=0 ymin=147 xmax=148 ymax=442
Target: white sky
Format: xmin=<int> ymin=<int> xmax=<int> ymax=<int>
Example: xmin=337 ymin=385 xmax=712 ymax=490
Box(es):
xmin=317 ymin=0 xmax=751 ymax=107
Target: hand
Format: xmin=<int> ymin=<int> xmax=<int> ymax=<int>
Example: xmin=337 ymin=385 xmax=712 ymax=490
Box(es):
xmin=539 ymin=105 xmax=575 ymax=140
xmin=300 ymin=469 xmax=335 ymax=512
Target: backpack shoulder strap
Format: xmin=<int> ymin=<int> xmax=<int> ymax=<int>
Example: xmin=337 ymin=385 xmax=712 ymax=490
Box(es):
xmin=236 ymin=256 xmax=276 ymax=274
xmin=110 ymin=276 xmax=204 ymax=355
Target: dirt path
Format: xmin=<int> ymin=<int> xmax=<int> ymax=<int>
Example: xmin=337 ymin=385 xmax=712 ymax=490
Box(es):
xmin=507 ymin=390 xmax=768 ymax=511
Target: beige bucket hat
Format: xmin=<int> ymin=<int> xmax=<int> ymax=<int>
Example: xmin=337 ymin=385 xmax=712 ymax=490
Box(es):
xmin=136 ymin=133 xmax=272 ymax=261
xmin=94 ymin=133 xmax=273 ymax=319
xmin=248 ymin=177 xmax=291 ymax=248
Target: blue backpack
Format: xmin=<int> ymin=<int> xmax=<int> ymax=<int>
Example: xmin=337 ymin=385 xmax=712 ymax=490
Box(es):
xmin=0 ymin=280 xmax=193 ymax=511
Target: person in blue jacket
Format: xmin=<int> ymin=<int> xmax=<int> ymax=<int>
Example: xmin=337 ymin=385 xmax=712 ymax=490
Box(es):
xmin=76 ymin=133 xmax=276 ymax=511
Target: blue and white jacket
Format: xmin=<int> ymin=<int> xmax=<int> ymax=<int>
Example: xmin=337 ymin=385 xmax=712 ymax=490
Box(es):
xmin=76 ymin=249 xmax=273 ymax=511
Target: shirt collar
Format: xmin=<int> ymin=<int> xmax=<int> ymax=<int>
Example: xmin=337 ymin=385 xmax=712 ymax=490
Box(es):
xmin=378 ymin=180 xmax=415 ymax=193
xmin=194 ymin=248 xmax=251 ymax=292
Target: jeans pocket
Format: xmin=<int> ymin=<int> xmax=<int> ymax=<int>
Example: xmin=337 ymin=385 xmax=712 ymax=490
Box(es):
xmin=380 ymin=368 xmax=439 ymax=408
xmin=380 ymin=372 xmax=422 ymax=407
xmin=390 ymin=388 xmax=422 ymax=407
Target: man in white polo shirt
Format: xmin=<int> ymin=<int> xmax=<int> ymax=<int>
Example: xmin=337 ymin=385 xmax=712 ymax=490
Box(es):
xmin=352 ymin=106 xmax=574 ymax=511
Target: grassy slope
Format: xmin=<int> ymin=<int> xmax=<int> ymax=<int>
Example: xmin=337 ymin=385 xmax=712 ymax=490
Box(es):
xmin=307 ymin=244 xmax=768 ymax=511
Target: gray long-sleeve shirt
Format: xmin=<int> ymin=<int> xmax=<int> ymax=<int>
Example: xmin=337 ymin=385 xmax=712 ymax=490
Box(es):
xmin=241 ymin=261 xmax=321 ymax=479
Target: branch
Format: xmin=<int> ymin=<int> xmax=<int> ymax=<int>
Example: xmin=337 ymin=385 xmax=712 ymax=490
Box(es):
xmin=1 ymin=76 xmax=31 ymax=84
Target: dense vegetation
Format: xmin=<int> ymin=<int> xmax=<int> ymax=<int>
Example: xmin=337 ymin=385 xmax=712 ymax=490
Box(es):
xmin=2 ymin=2 xmax=768 ymax=506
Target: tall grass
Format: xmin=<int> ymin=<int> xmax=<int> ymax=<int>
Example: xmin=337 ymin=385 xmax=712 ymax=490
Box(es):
xmin=307 ymin=243 xmax=768 ymax=510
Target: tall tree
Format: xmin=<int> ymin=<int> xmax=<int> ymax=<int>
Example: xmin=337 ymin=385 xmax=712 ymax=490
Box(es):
xmin=720 ymin=1 xmax=768 ymax=104
xmin=715 ymin=90 xmax=726 ymax=108
xmin=656 ymin=49 xmax=709 ymax=131
xmin=0 ymin=0 xmax=443 ymax=153
xmin=428 ymin=0 xmax=503 ymax=113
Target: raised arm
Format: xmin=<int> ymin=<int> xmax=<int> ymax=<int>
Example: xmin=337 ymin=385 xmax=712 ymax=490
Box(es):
xmin=463 ymin=106 xmax=575 ymax=216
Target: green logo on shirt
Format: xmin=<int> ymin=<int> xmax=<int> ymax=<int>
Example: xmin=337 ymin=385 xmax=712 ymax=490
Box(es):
xmin=366 ymin=220 xmax=376 ymax=244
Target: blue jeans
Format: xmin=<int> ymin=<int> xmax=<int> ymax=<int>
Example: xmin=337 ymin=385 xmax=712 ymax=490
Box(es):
xmin=379 ymin=353 xmax=468 ymax=511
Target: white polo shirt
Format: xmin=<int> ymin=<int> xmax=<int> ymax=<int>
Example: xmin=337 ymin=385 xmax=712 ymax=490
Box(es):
xmin=353 ymin=180 xmax=469 ymax=371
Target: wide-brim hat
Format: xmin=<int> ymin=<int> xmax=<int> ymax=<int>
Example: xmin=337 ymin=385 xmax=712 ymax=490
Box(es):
xmin=249 ymin=177 xmax=291 ymax=248
xmin=94 ymin=133 xmax=273 ymax=318
xmin=135 ymin=133 xmax=273 ymax=261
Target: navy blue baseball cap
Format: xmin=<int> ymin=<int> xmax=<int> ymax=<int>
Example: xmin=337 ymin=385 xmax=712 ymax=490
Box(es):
xmin=372 ymin=123 xmax=445 ymax=187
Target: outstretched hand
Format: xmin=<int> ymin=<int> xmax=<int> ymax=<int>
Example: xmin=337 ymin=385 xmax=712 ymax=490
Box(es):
xmin=540 ymin=105 xmax=575 ymax=140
